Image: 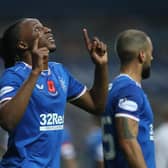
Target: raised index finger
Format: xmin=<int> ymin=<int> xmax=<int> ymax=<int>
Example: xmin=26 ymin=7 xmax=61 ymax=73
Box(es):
xmin=32 ymin=33 xmax=40 ymax=50
xmin=83 ymin=28 xmax=91 ymax=49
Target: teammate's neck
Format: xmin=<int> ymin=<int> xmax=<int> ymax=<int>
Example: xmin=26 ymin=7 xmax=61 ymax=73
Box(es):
xmin=120 ymin=66 xmax=142 ymax=84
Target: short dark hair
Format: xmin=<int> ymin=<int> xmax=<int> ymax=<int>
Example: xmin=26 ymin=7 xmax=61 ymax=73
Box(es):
xmin=0 ymin=18 xmax=26 ymax=68
xmin=115 ymin=29 xmax=149 ymax=66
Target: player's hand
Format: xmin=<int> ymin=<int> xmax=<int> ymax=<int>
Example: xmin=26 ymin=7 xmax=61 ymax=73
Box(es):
xmin=83 ymin=28 xmax=108 ymax=66
xmin=31 ymin=34 xmax=49 ymax=74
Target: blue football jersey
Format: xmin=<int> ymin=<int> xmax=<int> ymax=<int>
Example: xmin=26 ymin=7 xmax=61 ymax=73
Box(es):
xmin=0 ymin=61 xmax=86 ymax=168
xmin=85 ymin=128 xmax=103 ymax=168
xmin=101 ymin=74 xmax=156 ymax=168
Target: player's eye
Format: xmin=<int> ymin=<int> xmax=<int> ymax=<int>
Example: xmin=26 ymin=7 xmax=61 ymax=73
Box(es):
xmin=33 ymin=26 xmax=43 ymax=33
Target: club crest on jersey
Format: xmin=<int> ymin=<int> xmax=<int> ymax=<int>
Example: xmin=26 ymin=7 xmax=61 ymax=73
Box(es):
xmin=47 ymin=80 xmax=58 ymax=95
xmin=118 ymin=98 xmax=138 ymax=112
xmin=58 ymin=76 xmax=67 ymax=93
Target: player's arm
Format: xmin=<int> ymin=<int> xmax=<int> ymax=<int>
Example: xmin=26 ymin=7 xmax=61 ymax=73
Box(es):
xmin=115 ymin=117 xmax=147 ymax=168
xmin=0 ymin=36 xmax=49 ymax=132
xmin=71 ymin=29 xmax=108 ymax=115
xmin=0 ymin=71 xmax=40 ymax=132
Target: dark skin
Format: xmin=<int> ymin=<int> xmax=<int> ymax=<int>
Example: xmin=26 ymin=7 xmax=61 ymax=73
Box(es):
xmin=0 ymin=18 xmax=108 ymax=132
xmin=116 ymin=117 xmax=147 ymax=168
xmin=114 ymin=36 xmax=153 ymax=168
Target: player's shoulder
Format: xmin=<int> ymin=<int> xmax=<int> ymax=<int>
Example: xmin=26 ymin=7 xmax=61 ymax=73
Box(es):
xmin=48 ymin=61 xmax=62 ymax=67
xmin=109 ymin=74 xmax=143 ymax=103
xmin=112 ymin=74 xmax=141 ymax=91
xmin=48 ymin=61 xmax=63 ymax=68
xmin=0 ymin=62 xmax=28 ymax=82
xmin=48 ymin=62 xmax=72 ymax=78
xmin=48 ymin=61 xmax=66 ymax=71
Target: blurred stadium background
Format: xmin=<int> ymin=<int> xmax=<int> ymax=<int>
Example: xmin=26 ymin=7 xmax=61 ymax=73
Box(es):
xmin=0 ymin=0 xmax=168 ymax=167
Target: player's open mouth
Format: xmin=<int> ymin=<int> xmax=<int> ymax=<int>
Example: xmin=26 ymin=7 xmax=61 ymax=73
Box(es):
xmin=48 ymin=36 xmax=55 ymax=42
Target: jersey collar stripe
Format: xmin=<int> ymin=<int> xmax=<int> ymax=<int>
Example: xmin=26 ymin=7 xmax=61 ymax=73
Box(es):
xmin=117 ymin=74 xmax=141 ymax=88
xmin=21 ymin=61 xmax=51 ymax=76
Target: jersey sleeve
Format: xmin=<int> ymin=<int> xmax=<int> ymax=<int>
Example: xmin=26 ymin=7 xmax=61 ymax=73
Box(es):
xmin=0 ymin=70 xmax=22 ymax=103
xmin=62 ymin=66 xmax=87 ymax=102
xmin=114 ymin=84 xmax=143 ymax=122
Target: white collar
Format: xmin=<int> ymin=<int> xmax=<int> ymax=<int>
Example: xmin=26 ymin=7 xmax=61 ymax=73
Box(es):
xmin=117 ymin=73 xmax=141 ymax=88
xmin=20 ymin=61 xmax=51 ymax=76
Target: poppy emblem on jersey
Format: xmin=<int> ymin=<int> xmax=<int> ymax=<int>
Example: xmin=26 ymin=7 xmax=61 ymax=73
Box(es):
xmin=47 ymin=80 xmax=56 ymax=93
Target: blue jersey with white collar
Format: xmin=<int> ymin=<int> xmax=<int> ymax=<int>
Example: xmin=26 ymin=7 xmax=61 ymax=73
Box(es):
xmin=101 ymin=74 xmax=156 ymax=168
xmin=0 ymin=61 xmax=86 ymax=168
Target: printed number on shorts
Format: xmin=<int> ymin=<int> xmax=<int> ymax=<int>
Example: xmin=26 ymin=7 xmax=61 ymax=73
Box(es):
xmin=101 ymin=117 xmax=116 ymax=160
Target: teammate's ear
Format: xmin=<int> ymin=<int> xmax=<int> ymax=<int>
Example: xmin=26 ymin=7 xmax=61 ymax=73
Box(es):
xmin=17 ymin=41 xmax=28 ymax=50
xmin=138 ymin=50 xmax=146 ymax=64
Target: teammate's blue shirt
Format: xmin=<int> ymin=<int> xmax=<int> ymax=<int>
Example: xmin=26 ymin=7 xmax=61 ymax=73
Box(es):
xmin=85 ymin=128 xmax=103 ymax=168
xmin=62 ymin=128 xmax=72 ymax=145
xmin=0 ymin=61 xmax=86 ymax=168
xmin=61 ymin=127 xmax=76 ymax=160
xmin=101 ymin=74 xmax=156 ymax=168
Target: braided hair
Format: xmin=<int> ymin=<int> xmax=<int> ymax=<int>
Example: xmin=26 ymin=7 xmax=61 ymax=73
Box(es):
xmin=0 ymin=19 xmax=26 ymax=68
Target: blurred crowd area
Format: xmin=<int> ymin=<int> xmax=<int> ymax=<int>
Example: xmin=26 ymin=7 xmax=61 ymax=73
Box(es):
xmin=0 ymin=3 xmax=168 ymax=166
